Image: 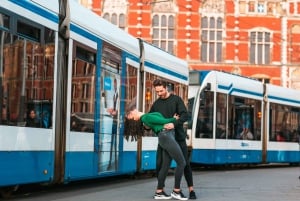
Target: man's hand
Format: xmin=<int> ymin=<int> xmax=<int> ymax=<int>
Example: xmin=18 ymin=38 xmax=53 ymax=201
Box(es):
xmin=164 ymin=123 xmax=174 ymax=130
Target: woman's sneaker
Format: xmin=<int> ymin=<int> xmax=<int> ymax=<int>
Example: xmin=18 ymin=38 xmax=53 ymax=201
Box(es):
xmin=171 ymin=190 xmax=188 ymax=200
xmin=153 ymin=191 xmax=172 ymax=200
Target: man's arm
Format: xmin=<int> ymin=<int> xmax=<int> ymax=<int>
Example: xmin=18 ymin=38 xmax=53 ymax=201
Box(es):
xmin=174 ymin=96 xmax=188 ymax=127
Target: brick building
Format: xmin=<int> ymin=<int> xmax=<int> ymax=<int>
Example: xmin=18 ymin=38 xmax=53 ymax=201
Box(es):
xmin=78 ymin=0 xmax=300 ymax=89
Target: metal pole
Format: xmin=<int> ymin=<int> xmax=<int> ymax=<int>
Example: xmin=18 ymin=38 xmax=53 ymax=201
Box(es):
xmin=0 ymin=29 xmax=4 ymax=124
xmin=136 ymin=38 xmax=145 ymax=174
xmin=53 ymin=0 xmax=70 ymax=184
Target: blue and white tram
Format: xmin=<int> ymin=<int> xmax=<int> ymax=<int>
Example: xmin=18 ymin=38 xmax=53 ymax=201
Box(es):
xmin=0 ymin=0 xmax=189 ymax=193
xmin=188 ymin=70 xmax=300 ymax=165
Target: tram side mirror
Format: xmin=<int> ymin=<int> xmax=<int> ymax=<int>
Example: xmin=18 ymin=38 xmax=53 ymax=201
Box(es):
xmin=204 ymin=83 xmax=211 ymax=91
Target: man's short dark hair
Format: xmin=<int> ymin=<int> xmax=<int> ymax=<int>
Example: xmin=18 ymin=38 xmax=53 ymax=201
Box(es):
xmin=153 ymin=79 xmax=167 ymax=88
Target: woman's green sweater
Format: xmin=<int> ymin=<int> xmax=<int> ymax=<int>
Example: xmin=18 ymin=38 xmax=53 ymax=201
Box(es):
xmin=140 ymin=112 xmax=176 ymax=134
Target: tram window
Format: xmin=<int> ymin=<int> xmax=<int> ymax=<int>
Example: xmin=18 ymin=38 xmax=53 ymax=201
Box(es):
xmin=124 ymin=65 xmax=142 ymax=140
xmin=0 ymin=13 xmax=10 ymax=29
xmin=167 ymin=83 xmax=174 ymax=93
xmin=0 ymin=26 xmax=55 ymax=127
xmin=70 ymin=44 xmax=96 ymax=132
xmin=216 ymin=93 xmax=227 ymax=139
xmin=229 ymin=96 xmax=261 ymax=140
xmin=269 ymin=104 xmax=300 ymax=142
xmin=187 ymin=97 xmax=194 ymax=129
xmin=76 ymin=46 xmax=96 ymax=64
xmin=44 ymin=28 xmax=55 ymax=43
xmin=102 ymin=45 xmax=121 ymax=73
xmin=17 ymin=21 xmax=40 ymax=42
xmin=195 ymin=91 xmax=213 ymax=138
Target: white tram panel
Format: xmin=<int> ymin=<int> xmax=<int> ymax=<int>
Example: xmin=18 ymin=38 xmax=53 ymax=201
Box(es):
xmin=31 ymin=0 xmax=59 ymax=14
xmin=0 ymin=127 xmax=53 ymax=151
xmin=266 ymin=84 xmax=300 ymax=107
xmin=143 ymin=41 xmax=189 ymax=85
xmin=215 ymin=71 xmax=263 ymax=100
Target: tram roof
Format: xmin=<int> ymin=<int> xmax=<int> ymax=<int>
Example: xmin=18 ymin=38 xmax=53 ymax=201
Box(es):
xmin=143 ymin=41 xmax=189 ymax=85
xmin=266 ymin=84 xmax=300 ymax=107
xmin=190 ymin=70 xmax=264 ymax=100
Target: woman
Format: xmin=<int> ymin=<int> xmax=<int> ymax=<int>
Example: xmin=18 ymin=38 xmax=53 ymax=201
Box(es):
xmin=25 ymin=109 xmax=40 ymax=128
xmin=126 ymin=108 xmax=188 ymax=200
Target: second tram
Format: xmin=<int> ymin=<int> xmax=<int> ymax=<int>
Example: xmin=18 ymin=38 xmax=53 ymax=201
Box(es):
xmin=188 ymin=70 xmax=300 ymax=165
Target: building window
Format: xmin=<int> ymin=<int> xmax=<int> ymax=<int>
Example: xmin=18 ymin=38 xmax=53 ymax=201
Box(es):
xmin=246 ymin=1 xmax=266 ymax=14
xmin=119 ymin=14 xmax=125 ymax=30
xmin=102 ymin=12 xmax=126 ymax=30
xmin=111 ymin=13 xmax=117 ymax=25
xmin=152 ymin=14 xmax=175 ymax=54
xmin=201 ymin=16 xmax=223 ymax=62
xmin=249 ymin=31 xmax=271 ymax=64
xmin=103 ymin=13 xmax=109 ymax=21
xmin=82 ymin=83 xmax=91 ymax=99
xmin=249 ymin=1 xmax=255 ymax=12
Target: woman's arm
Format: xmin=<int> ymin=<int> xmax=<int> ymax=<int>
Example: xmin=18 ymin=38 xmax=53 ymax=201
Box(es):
xmin=142 ymin=113 xmax=175 ymax=125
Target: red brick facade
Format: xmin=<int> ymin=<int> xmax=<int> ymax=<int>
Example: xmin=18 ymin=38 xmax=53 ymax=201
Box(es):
xmin=82 ymin=0 xmax=300 ymax=88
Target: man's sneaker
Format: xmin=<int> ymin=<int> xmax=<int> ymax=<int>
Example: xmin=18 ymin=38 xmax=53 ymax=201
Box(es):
xmin=189 ymin=191 xmax=197 ymax=199
xmin=153 ymin=191 xmax=172 ymax=200
xmin=171 ymin=190 xmax=188 ymax=200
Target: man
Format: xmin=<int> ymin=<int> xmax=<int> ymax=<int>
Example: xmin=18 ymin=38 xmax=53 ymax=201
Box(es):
xmin=149 ymin=79 xmax=197 ymax=200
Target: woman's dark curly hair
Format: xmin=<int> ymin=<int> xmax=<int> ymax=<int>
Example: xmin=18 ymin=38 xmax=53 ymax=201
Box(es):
xmin=124 ymin=118 xmax=144 ymax=141
xmin=123 ymin=97 xmax=145 ymax=141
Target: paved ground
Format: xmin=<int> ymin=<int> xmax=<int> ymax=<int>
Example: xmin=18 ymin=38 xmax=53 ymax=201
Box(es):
xmin=5 ymin=166 xmax=300 ymax=201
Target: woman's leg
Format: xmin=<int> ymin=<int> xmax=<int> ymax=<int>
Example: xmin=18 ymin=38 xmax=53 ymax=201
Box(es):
xmin=156 ymin=148 xmax=172 ymax=190
xmin=158 ymin=130 xmax=186 ymax=189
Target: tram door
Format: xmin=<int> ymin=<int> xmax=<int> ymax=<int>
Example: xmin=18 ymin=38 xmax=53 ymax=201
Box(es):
xmin=98 ymin=45 xmax=121 ymax=172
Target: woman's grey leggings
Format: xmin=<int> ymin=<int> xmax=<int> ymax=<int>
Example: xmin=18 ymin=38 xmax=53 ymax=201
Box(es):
xmin=157 ymin=129 xmax=186 ymax=190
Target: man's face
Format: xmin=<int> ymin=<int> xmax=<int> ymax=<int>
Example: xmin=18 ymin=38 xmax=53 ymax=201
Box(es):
xmin=154 ymin=85 xmax=168 ymax=99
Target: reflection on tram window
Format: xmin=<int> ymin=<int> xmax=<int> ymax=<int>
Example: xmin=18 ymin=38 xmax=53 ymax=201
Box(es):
xmin=269 ymin=104 xmax=300 ymax=142
xmin=70 ymin=45 xmax=96 ymax=133
xmin=0 ymin=26 xmax=54 ymax=127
